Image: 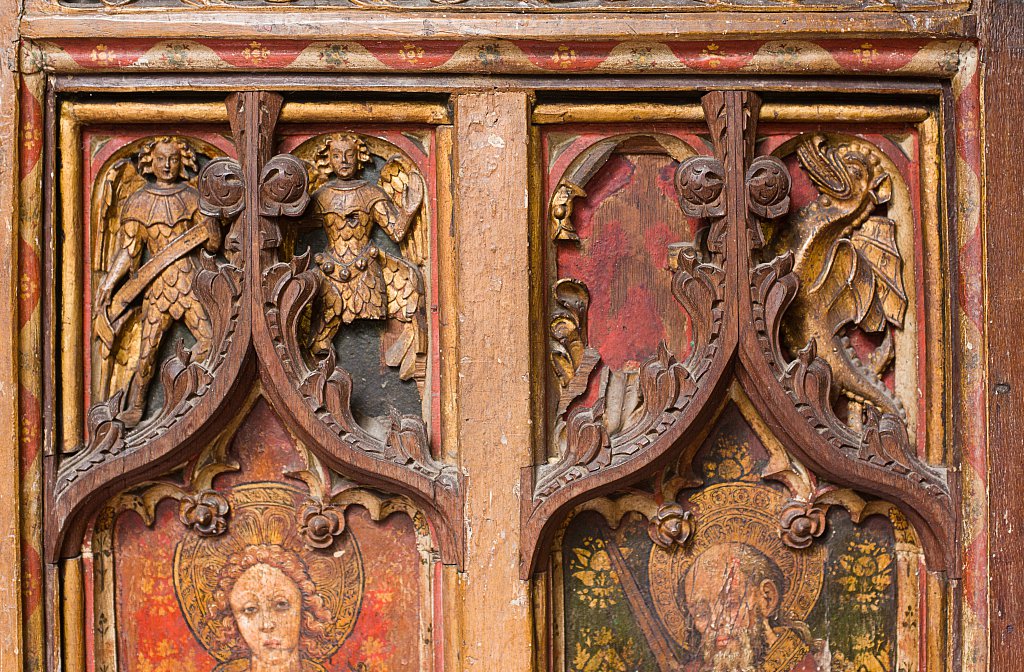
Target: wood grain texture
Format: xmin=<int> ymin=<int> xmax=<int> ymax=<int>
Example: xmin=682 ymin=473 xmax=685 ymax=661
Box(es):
xmin=20 ymin=10 xmax=975 ymax=40
xmin=0 ymin=0 xmax=22 ymax=668
xmin=985 ymin=0 xmax=1024 ymax=664
xmin=453 ymin=90 xmax=534 ymax=671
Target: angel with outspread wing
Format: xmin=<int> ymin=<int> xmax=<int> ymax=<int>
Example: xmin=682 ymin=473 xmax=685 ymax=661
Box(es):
xmin=305 ymin=133 xmax=428 ymax=382
xmin=93 ymin=136 xmax=224 ymax=427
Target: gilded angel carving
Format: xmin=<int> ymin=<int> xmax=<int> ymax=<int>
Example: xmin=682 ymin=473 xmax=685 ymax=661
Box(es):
xmin=92 ymin=136 xmax=241 ymax=427
xmin=303 ymin=133 xmax=428 ymax=382
xmin=773 ymin=134 xmax=908 ymax=420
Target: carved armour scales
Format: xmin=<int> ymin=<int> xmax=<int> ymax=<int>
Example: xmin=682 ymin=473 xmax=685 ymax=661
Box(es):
xmin=309 ymin=178 xmax=422 ymax=354
xmin=121 ymin=182 xmax=213 ymax=356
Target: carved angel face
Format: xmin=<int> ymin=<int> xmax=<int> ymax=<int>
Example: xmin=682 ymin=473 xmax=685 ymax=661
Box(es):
xmin=138 ymin=136 xmax=197 ymax=185
xmin=150 ymin=142 xmax=183 ymax=184
xmin=329 ymin=138 xmax=360 ymax=179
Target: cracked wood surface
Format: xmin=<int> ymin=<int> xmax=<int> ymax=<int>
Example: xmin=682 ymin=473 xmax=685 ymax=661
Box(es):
xmin=453 ymin=91 xmax=534 ymax=672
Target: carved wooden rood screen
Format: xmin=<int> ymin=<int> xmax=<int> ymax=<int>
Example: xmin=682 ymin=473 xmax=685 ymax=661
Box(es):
xmin=9 ymin=11 xmax=989 ymax=670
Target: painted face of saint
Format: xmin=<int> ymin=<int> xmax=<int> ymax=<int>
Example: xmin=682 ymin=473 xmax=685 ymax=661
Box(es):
xmin=683 ymin=544 xmax=780 ymax=672
xmin=330 ymin=140 xmax=359 ymax=180
xmin=151 ymin=141 xmax=183 ymax=185
xmin=229 ymin=563 xmax=303 ymax=668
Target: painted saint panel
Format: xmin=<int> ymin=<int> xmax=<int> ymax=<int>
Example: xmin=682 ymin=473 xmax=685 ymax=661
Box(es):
xmin=86 ymin=400 xmax=434 ymax=672
xmin=536 ymin=100 xmax=944 ymax=672
xmin=558 ymin=405 xmax=915 ymax=672
xmin=45 ymin=99 xmax=458 ymax=672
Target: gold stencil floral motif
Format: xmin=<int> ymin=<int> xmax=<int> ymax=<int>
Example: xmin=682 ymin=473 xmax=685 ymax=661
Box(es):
xmin=571 ymin=627 xmax=641 ymax=672
xmin=569 ymin=536 xmax=629 ymax=609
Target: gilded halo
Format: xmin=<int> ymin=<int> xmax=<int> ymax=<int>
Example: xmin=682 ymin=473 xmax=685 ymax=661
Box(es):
xmin=647 ymin=481 xmax=826 ymax=649
xmin=173 ymin=482 xmax=365 ymax=665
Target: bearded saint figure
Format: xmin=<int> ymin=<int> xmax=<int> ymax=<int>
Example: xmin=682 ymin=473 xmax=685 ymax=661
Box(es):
xmin=680 ymin=543 xmax=826 ymax=672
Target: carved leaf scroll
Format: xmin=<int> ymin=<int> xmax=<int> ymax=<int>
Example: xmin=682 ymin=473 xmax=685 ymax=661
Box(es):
xmin=524 ymin=90 xmax=957 ymax=578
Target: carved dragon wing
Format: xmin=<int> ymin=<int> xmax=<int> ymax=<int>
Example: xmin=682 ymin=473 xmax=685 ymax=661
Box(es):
xmin=91 ymin=155 xmax=147 ymax=400
xmin=810 ymin=216 xmax=907 ymax=337
xmin=379 ymin=155 xmax=427 ymax=266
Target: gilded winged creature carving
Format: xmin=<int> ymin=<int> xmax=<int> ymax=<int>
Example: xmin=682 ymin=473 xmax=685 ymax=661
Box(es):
xmin=93 ymin=137 xmax=239 ymax=427
xmin=305 ymin=133 xmax=428 ymax=383
xmin=776 ymin=134 xmax=907 ymax=419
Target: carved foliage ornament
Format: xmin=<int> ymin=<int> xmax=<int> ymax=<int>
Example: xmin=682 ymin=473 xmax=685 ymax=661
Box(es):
xmin=523 ymin=91 xmax=956 ymax=578
xmin=47 ymin=94 xmax=464 ymax=567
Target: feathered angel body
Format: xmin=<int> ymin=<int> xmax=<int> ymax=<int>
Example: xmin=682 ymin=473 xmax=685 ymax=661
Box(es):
xmin=93 ymin=137 xmax=222 ymax=427
xmin=120 ymin=183 xmax=212 ymax=344
xmin=306 ymin=134 xmax=426 ymax=381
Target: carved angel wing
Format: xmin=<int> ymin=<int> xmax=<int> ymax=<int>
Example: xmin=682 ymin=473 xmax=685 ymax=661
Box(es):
xmin=379 ymin=156 xmax=427 ymax=267
xmin=378 ymin=156 xmax=428 ymax=386
xmin=811 ymin=216 xmax=907 ymax=337
xmin=93 ymin=156 xmax=146 ymax=275
xmin=92 ymin=156 xmax=148 ymax=399
xmin=380 ymin=253 xmax=426 ymax=382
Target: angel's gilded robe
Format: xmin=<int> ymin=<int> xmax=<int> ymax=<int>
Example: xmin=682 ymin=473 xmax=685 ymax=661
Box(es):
xmin=120 ymin=181 xmax=212 ymax=367
xmin=121 ymin=182 xmax=203 ymax=316
xmin=311 ymin=179 xmax=396 ymax=323
xmin=308 ymin=178 xmax=422 ymax=357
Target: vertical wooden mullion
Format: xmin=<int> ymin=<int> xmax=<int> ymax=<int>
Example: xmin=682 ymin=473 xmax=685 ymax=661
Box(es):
xmin=452 ymin=90 xmax=535 ymax=672
xmin=985 ymin=0 xmax=1024 ymax=667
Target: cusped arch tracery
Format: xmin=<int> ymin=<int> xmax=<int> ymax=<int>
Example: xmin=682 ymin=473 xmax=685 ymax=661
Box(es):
xmin=46 ymin=92 xmax=466 ymax=569
xmin=522 ymin=91 xmax=957 ymax=580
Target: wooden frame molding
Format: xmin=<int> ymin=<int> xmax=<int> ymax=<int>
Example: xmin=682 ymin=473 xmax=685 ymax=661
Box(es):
xmin=0 ymin=0 xmax=1002 ymax=665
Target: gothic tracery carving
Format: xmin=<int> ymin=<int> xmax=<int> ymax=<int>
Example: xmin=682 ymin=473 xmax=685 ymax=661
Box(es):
xmin=47 ymin=97 xmax=464 ymax=569
xmin=523 ymin=91 xmax=956 ymax=578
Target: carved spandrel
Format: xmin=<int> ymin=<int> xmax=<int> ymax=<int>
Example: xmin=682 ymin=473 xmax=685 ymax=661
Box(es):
xmin=47 ymin=100 xmax=465 ymax=570
xmin=525 ymin=91 xmax=957 ymax=578
xmin=251 ymin=123 xmax=463 ymax=564
xmin=258 ymin=132 xmax=444 ymax=470
xmin=743 ymin=126 xmax=954 ymax=572
xmin=56 ymin=136 xmax=245 ymax=508
xmin=523 ymin=125 xmax=733 ymax=577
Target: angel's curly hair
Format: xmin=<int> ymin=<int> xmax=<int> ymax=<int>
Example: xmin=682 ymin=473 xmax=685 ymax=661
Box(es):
xmin=314 ymin=134 xmax=371 ymax=179
xmin=210 ymin=543 xmax=336 ymax=662
xmin=137 ymin=136 xmax=198 ymax=180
